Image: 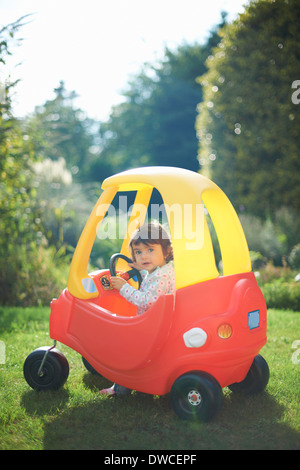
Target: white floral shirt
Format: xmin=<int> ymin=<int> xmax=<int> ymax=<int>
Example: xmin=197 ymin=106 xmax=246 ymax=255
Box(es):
xmin=120 ymin=261 xmax=175 ymax=315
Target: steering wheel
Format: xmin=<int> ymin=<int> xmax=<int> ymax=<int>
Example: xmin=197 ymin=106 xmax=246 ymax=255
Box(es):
xmin=109 ymin=253 xmax=142 ymax=289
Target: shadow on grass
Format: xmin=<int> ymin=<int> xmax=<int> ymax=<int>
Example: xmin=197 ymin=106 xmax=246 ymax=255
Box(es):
xmin=21 ymin=388 xmax=70 ymax=417
xmin=21 ymin=374 xmax=300 ymax=450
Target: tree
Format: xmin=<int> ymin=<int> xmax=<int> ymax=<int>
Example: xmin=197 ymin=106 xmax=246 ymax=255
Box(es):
xmin=0 ymin=19 xmax=76 ymax=306
xmin=26 ymin=81 xmax=100 ymax=181
xmin=196 ymin=0 xmax=300 ymax=216
xmin=0 ymin=17 xmax=49 ymax=304
xmin=0 ymin=16 xmax=40 ymax=251
xmin=93 ymin=18 xmax=226 ymax=177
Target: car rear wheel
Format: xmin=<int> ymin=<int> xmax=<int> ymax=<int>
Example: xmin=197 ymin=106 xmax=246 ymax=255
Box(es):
xmin=23 ymin=347 xmax=69 ymax=391
xmin=171 ymin=372 xmax=223 ymax=422
xmin=82 ymin=356 xmax=102 ymax=376
xmin=228 ymin=354 xmax=269 ymax=394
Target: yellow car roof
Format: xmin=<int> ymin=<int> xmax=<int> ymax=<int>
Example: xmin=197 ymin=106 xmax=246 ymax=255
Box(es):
xmin=102 ymin=166 xmax=210 ymax=192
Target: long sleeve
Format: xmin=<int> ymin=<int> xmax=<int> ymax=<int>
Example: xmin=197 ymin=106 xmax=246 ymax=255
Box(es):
xmin=119 ymin=261 xmax=175 ymax=315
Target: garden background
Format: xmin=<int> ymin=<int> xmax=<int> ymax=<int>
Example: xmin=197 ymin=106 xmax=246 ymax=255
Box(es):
xmin=0 ymin=0 xmax=299 ymax=450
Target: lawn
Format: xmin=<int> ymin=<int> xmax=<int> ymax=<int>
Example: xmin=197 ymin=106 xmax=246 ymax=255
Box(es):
xmin=0 ymin=306 xmax=299 ymax=450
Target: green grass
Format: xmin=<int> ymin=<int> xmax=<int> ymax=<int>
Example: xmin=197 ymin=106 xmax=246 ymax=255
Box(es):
xmin=0 ymin=306 xmax=299 ymax=450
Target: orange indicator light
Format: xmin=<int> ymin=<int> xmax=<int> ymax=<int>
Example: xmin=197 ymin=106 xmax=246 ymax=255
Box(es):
xmin=217 ymin=323 xmax=232 ymax=339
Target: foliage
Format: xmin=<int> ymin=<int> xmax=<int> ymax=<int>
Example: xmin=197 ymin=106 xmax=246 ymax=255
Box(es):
xmin=0 ymin=22 xmax=71 ymax=307
xmin=0 ymin=307 xmax=299 ymax=449
xmin=238 ymin=207 xmax=300 ymax=266
xmin=0 ymin=15 xmax=29 ymax=76
xmin=256 ymin=262 xmax=295 ymax=284
xmin=260 ymin=278 xmax=300 ymax=311
xmin=94 ymin=17 xmax=227 ymax=176
xmin=288 ymin=244 xmax=300 ymax=270
xmin=0 ymin=18 xmax=37 ymax=239
xmin=240 ymin=213 xmax=285 ymax=265
xmin=0 ymin=244 xmax=69 ymax=307
xmin=0 ymin=151 xmax=95 ymax=306
xmin=196 ymin=0 xmax=300 ymax=217
xmin=0 ymin=18 xmax=43 ymax=304
xmin=255 ymin=262 xmax=300 ymax=311
xmin=0 ymin=118 xmax=40 ymax=247
xmin=32 ymin=157 xmax=78 ymax=248
xmin=25 ymin=81 xmax=101 ymax=181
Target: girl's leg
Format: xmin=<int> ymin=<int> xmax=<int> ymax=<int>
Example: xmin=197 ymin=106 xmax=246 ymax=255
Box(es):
xmin=100 ymin=383 xmax=131 ymax=396
xmin=113 ymin=383 xmax=131 ymax=396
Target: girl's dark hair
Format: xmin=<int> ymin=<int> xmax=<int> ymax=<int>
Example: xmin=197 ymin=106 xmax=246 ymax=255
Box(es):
xmin=129 ymin=222 xmax=173 ymax=263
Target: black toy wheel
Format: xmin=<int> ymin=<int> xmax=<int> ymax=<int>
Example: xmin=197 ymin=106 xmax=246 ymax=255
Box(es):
xmin=82 ymin=356 xmax=102 ymax=376
xmin=171 ymin=372 xmax=223 ymax=422
xmin=228 ymin=354 xmax=269 ymax=394
xmin=23 ymin=347 xmax=69 ymax=391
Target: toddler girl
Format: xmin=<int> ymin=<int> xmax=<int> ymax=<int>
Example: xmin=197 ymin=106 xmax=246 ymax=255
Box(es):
xmin=100 ymin=222 xmax=175 ymax=396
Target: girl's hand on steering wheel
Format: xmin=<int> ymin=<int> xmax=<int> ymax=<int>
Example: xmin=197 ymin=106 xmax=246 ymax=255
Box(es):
xmin=110 ymin=276 xmax=127 ymax=291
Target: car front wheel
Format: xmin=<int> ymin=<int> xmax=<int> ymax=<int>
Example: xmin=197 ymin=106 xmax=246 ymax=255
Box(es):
xmin=171 ymin=372 xmax=223 ymax=422
xmin=23 ymin=347 xmax=69 ymax=391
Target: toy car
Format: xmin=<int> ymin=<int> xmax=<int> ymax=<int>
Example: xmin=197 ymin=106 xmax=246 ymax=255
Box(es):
xmin=23 ymin=166 xmax=269 ymax=422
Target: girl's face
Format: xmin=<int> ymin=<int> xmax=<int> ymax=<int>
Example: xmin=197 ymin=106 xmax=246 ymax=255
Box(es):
xmin=132 ymin=242 xmax=167 ymax=273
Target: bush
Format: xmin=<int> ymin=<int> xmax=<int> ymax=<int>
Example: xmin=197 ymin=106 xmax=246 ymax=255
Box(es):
xmin=255 ymin=261 xmax=300 ymax=311
xmin=0 ymin=244 xmax=69 ymax=307
xmin=288 ymin=244 xmax=300 ymax=270
xmin=249 ymin=251 xmax=264 ymax=270
xmin=256 ymin=262 xmax=294 ymax=284
xmin=239 ymin=209 xmax=300 ymax=266
xmin=261 ymin=279 xmax=300 ymax=312
xmin=239 ymin=214 xmax=285 ymax=265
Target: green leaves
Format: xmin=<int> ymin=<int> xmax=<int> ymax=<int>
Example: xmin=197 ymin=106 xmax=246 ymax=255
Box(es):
xmin=197 ymin=0 xmax=300 ymax=216
xmin=25 ymin=81 xmax=99 ymax=181
xmin=96 ymin=24 xmax=225 ymax=175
